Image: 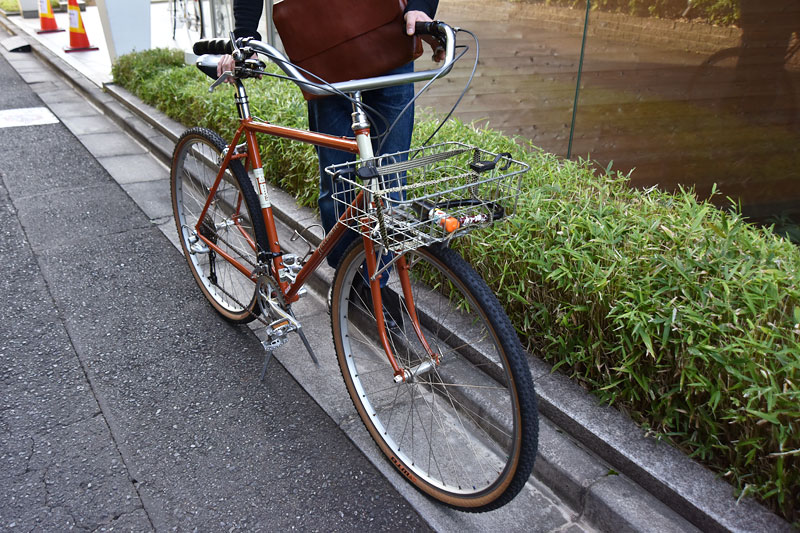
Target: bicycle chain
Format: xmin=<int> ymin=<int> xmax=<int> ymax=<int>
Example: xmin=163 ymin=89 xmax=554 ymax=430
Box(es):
xmin=203 ymin=232 xmax=296 ymax=335
xmin=208 ymin=272 xmax=272 ymax=328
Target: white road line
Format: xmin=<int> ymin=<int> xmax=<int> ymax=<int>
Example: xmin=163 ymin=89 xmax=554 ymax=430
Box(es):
xmin=0 ymin=106 xmax=59 ymax=128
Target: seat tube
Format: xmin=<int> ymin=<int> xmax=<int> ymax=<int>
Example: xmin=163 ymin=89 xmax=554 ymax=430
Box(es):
xmin=237 ymin=77 xmax=283 ymax=283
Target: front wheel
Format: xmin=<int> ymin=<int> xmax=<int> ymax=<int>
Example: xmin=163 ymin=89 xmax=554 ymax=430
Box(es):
xmin=171 ymin=127 xmax=267 ymax=323
xmin=330 ymin=241 xmax=538 ymax=512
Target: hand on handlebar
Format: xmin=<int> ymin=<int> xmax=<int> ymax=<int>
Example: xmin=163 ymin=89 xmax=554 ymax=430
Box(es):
xmin=217 ymin=54 xmax=236 ymax=78
xmin=405 ymin=10 xmax=445 ymax=62
xmin=216 ymin=52 xmax=262 ymax=82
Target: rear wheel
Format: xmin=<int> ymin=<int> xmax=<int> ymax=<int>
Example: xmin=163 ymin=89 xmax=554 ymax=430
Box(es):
xmin=330 ymin=240 xmax=538 ymax=512
xmin=193 ymin=0 xmax=205 ymax=38
xmin=171 ymin=127 xmax=267 ymax=323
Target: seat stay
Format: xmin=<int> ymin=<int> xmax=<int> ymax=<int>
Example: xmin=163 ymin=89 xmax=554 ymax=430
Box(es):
xmin=195 ymin=126 xmax=246 ymax=230
xmin=195 ymin=232 xmax=255 ymax=281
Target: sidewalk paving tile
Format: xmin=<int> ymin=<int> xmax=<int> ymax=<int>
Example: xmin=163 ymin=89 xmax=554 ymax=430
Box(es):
xmin=78 ymin=131 xmax=148 ymax=158
xmin=97 ymin=153 xmax=169 ymax=184
xmin=0 ymin=123 xmax=118 ymax=197
xmin=60 ymin=114 xmax=118 ymax=136
xmin=119 ymin=181 xmax=172 ymax=220
xmin=14 ymin=182 xmax=149 ymax=251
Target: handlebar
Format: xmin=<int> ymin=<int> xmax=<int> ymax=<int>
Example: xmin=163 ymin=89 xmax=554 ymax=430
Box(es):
xmin=194 ymin=21 xmax=458 ymax=97
xmin=414 ymin=20 xmax=447 ymax=43
xmin=193 ymin=38 xmax=233 ymax=55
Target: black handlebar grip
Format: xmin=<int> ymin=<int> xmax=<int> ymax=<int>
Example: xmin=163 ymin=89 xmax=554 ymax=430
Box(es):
xmin=413 ymin=21 xmax=446 ymax=37
xmin=192 ymin=38 xmax=233 ymax=56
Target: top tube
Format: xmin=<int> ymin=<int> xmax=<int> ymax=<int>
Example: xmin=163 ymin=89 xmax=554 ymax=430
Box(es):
xmin=196 ymin=22 xmax=458 ymax=97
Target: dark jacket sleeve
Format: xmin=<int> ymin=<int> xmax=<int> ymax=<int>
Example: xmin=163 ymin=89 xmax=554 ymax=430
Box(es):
xmin=233 ymin=0 xmax=263 ymax=40
xmin=406 ymin=0 xmax=438 ymax=18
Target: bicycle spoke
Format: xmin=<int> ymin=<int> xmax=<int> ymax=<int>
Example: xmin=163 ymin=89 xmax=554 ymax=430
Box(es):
xmin=171 ymin=128 xmax=265 ymax=323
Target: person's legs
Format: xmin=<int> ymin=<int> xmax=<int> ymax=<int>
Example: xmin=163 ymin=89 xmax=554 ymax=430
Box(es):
xmin=309 ymin=62 xmax=415 ymax=270
xmin=308 ymin=95 xmax=356 ymax=269
xmin=367 ymin=62 xmax=415 ymax=157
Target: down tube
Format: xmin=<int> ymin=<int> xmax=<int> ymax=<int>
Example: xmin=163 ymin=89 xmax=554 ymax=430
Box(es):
xmin=285 ymin=192 xmax=365 ymax=301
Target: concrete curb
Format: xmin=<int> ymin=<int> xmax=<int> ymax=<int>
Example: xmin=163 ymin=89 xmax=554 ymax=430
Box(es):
xmin=1 ymin=13 xmax=794 ymax=533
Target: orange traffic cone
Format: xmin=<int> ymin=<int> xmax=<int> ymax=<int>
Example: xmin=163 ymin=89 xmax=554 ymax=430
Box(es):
xmin=36 ymin=0 xmax=65 ymax=34
xmin=64 ymin=0 xmax=97 ymax=53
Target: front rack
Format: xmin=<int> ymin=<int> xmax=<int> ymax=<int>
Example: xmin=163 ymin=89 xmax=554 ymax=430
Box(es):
xmin=327 ymin=142 xmax=529 ymax=254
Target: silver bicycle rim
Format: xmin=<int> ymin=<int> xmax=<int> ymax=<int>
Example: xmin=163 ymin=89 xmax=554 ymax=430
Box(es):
xmin=173 ymin=136 xmax=258 ymax=315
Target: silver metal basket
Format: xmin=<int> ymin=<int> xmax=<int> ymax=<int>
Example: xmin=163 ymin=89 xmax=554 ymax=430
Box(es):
xmin=326 ymin=142 xmax=529 ymax=254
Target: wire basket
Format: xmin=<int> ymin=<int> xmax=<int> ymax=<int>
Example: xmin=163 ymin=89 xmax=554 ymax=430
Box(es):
xmin=326 ymin=142 xmax=529 ymax=254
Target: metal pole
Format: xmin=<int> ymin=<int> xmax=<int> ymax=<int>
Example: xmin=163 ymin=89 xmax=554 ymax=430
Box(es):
xmin=567 ymin=0 xmax=591 ymax=160
xmin=209 ymin=0 xmax=217 ymax=37
xmin=266 ymin=0 xmax=276 ymax=47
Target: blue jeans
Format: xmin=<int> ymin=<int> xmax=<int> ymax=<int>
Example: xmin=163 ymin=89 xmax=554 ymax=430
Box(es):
xmin=308 ymin=62 xmax=415 ymax=271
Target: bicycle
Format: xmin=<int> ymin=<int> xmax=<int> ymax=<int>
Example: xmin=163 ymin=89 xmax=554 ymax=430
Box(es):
xmin=172 ymin=22 xmax=538 ymax=512
xmin=170 ymin=0 xmax=205 ymax=40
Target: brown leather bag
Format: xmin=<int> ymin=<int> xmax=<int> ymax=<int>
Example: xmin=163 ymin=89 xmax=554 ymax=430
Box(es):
xmin=272 ymin=0 xmax=423 ymax=99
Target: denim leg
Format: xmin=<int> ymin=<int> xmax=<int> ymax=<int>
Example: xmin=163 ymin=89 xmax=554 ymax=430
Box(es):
xmin=365 ymin=67 xmax=414 ymax=285
xmin=309 ymin=62 xmax=415 ymax=271
xmin=308 ymin=95 xmax=356 ymax=269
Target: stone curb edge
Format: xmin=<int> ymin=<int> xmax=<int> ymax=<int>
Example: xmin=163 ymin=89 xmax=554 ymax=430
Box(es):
xmin=1 ymin=15 xmax=793 ymax=533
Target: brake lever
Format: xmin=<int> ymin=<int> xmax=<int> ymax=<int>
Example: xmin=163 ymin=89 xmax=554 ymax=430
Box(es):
xmin=209 ymin=71 xmax=235 ymax=92
xmin=229 ymin=31 xmax=239 ymax=54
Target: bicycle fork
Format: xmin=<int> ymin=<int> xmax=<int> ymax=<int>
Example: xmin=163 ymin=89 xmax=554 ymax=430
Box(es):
xmin=360 ymin=225 xmax=441 ymax=384
xmin=348 ymin=91 xmax=441 ymax=383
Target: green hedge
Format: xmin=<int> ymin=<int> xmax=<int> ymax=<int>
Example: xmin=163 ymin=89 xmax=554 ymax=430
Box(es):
xmin=0 ymin=0 xmax=19 ymax=12
xmin=113 ymin=49 xmax=799 ymax=524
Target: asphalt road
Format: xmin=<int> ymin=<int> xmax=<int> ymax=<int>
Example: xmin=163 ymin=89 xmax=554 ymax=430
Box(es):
xmin=0 ymin=49 xmax=434 ymax=532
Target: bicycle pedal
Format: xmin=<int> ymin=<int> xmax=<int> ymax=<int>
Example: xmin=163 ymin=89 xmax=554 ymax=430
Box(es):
xmin=269 ymin=318 xmax=291 ymax=332
xmin=261 ymin=336 xmax=287 ymax=352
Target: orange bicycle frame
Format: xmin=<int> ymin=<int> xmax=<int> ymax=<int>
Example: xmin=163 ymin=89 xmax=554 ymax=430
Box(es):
xmin=192 ymin=108 xmax=437 ymax=380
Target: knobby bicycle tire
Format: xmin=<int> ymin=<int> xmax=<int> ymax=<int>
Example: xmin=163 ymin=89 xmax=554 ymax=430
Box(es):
xmin=171 ymin=127 xmax=268 ymax=323
xmin=194 ymin=0 xmax=206 ymax=39
xmin=330 ymin=241 xmax=538 ymax=512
